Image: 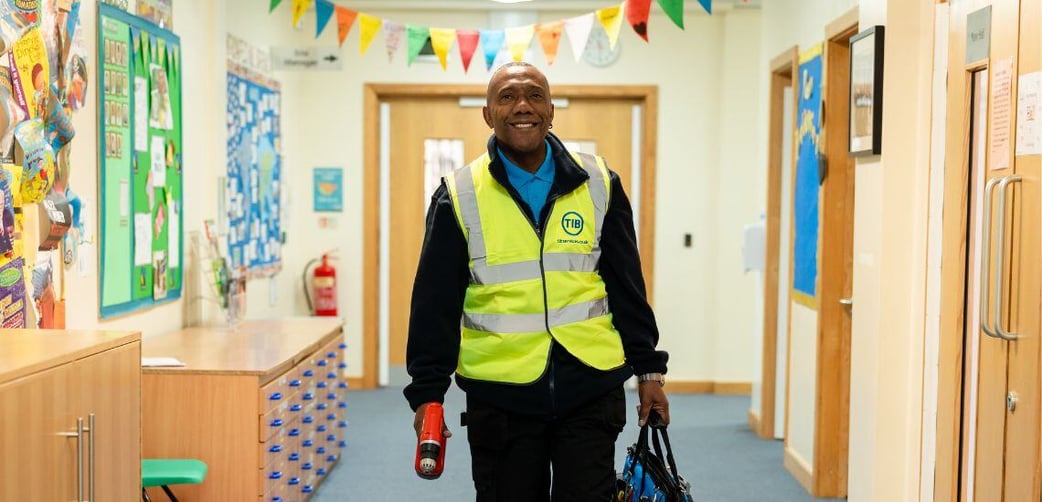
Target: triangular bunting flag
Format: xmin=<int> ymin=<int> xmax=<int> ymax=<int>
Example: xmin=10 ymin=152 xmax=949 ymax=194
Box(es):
xmin=535 ymin=21 xmax=564 ymax=65
xmin=457 ymin=30 xmax=480 ymax=73
xmin=292 ymin=0 xmax=313 ymax=28
xmin=697 ymin=0 xmax=712 ymax=14
xmin=564 ymin=14 xmax=595 ymax=63
xmin=480 ymin=30 xmax=505 ymax=70
xmin=335 ymin=7 xmax=358 ymax=47
xmin=150 ymin=34 xmax=158 ymax=61
xmin=165 ymin=46 xmax=173 ymax=73
xmin=269 ymin=0 xmax=282 ymax=12
xmin=596 ymin=4 xmax=624 ymax=50
xmin=505 ymin=25 xmax=534 ymax=62
xmin=405 ymin=25 xmax=428 ymax=66
xmin=358 ymin=13 xmax=381 ymax=55
xmin=173 ymin=47 xmax=179 ymax=74
xmin=384 ymin=21 xmax=405 ymax=62
xmin=626 ymin=0 xmax=652 ymax=41
xmin=158 ymin=38 xmax=166 ymax=66
xmin=130 ymin=26 xmax=140 ymax=53
xmin=314 ymin=0 xmax=334 ymax=38
xmin=656 ymin=0 xmax=685 ymax=29
xmin=430 ymin=28 xmax=456 ymax=70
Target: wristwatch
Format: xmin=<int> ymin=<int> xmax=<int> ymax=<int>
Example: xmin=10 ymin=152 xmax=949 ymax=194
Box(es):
xmin=637 ymin=373 xmax=665 ymax=387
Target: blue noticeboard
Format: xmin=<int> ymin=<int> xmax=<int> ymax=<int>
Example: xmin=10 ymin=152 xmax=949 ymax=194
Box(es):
xmin=313 ymin=167 xmax=343 ymax=212
xmin=793 ymin=44 xmax=823 ymax=308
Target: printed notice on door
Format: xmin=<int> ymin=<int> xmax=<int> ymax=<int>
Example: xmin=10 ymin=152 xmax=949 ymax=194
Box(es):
xmin=1016 ymin=72 xmax=1042 ymax=156
xmin=990 ymin=57 xmax=1014 ymax=170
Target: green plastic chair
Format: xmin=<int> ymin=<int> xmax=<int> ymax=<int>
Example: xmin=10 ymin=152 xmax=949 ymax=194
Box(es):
xmin=141 ymin=459 xmax=208 ymax=502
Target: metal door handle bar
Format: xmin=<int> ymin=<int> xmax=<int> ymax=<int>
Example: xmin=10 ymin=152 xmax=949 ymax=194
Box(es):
xmin=992 ymin=175 xmax=1021 ymax=341
xmin=980 ymin=177 xmax=1002 ymax=339
xmin=88 ymin=413 xmax=95 ymax=502
xmin=57 ymin=417 xmax=85 ymax=502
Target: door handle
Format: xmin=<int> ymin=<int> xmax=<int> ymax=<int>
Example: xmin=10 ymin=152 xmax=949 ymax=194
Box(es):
xmin=839 ymin=297 xmax=853 ymax=306
xmin=58 ymin=417 xmax=85 ymax=502
xmin=992 ymin=175 xmax=1021 ymax=341
xmin=980 ymin=177 xmax=1002 ymax=339
xmin=88 ymin=413 xmax=95 ymax=502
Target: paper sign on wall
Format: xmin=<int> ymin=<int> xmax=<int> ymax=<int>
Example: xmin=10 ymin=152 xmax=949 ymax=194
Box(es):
xmin=990 ymin=57 xmax=1014 ymax=170
xmin=1016 ymin=71 xmax=1042 ymax=156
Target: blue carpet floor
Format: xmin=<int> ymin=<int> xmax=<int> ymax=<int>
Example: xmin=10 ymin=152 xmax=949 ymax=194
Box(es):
xmin=311 ymin=382 xmax=844 ymax=501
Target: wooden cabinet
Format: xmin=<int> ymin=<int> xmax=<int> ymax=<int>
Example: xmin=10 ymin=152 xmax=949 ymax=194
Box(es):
xmin=0 ymin=330 xmax=142 ymax=502
xmin=141 ymin=318 xmax=346 ymax=502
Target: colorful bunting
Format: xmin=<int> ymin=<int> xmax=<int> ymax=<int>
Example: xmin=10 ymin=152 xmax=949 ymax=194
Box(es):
xmin=430 ymin=28 xmax=457 ymax=70
xmin=358 ymin=13 xmax=381 ymax=55
xmin=626 ymin=0 xmax=652 ymax=41
xmin=314 ymin=0 xmax=334 ymax=38
xmin=292 ymin=0 xmax=313 ymax=28
xmin=269 ymin=0 xmax=282 ymax=13
xmin=480 ymin=30 xmax=505 ymax=70
xmin=384 ymin=21 xmax=405 ymax=61
xmin=405 ymin=24 xmax=428 ymax=66
xmin=505 ymin=25 xmax=535 ymax=62
xmin=535 ymin=21 xmax=564 ymax=65
xmin=335 ymin=7 xmax=358 ymax=47
xmin=597 ymin=4 xmax=624 ymax=50
xmin=656 ymin=0 xmax=685 ymax=29
xmin=564 ymin=14 xmax=595 ymax=63
xmin=457 ymin=30 xmax=480 ymax=73
xmin=697 ymin=0 xmax=712 ymax=14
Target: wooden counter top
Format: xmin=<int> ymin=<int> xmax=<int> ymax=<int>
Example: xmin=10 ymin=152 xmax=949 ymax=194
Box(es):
xmin=0 ymin=329 xmax=141 ymax=384
xmin=141 ymin=318 xmax=344 ymax=381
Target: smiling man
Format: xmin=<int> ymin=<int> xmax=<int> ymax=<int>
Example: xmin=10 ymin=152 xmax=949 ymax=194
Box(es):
xmin=404 ymin=62 xmax=670 ymax=502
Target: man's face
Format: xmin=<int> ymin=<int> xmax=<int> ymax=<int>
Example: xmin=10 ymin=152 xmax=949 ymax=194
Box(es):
xmin=483 ymin=65 xmax=554 ymax=157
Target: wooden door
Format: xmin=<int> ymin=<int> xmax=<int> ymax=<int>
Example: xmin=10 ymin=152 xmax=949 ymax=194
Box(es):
xmin=386 ymin=95 xmax=644 ymax=367
xmin=0 ymin=363 xmax=79 ymax=501
xmin=77 ymin=342 xmax=141 ymax=501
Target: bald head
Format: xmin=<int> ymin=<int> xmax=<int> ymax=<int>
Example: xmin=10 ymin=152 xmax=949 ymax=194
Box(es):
xmin=482 ymin=62 xmax=555 ymax=172
xmin=486 ymin=62 xmax=551 ymax=104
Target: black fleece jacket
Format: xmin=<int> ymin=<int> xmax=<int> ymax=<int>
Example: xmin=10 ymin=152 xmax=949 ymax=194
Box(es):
xmin=403 ymin=132 xmax=668 ymax=418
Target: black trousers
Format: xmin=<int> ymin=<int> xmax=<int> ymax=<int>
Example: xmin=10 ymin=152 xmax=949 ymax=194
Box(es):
xmin=464 ymin=386 xmax=627 ymax=502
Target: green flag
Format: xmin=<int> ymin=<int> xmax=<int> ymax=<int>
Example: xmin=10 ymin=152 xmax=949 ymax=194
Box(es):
xmin=406 ymin=24 xmax=428 ymax=66
xmin=269 ymin=0 xmax=282 ymax=12
xmin=656 ymin=0 xmax=684 ymax=29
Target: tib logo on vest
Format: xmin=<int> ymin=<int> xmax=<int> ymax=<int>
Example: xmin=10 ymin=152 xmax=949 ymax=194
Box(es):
xmin=562 ymin=211 xmax=585 ymax=236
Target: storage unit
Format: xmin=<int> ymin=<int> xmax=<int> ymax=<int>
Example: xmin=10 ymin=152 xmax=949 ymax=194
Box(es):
xmin=141 ymin=318 xmax=346 ymax=501
xmin=0 ymin=330 xmax=142 ymax=501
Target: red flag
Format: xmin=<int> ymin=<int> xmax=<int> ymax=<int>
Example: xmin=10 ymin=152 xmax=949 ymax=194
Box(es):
xmin=335 ymin=7 xmax=358 ymax=47
xmin=457 ymin=30 xmax=480 ymax=73
xmin=535 ymin=21 xmax=564 ymax=65
xmin=626 ymin=0 xmax=652 ymax=42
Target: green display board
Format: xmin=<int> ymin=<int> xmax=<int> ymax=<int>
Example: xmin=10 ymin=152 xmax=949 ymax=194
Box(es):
xmin=98 ymin=4 xmax=182 ymax=318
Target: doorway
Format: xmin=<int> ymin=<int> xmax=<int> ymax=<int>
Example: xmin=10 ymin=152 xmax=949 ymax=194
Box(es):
xmin=361 ymin=84 xmax=660 ymax=387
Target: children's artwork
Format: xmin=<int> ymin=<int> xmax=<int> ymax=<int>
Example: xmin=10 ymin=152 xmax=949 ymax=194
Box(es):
xmin=0 ymin=256 xmax=26 ymax=328
xmin=44 ymin=85 xmax=74 ymax=151
xmin=227 ymin=58 xmax=281 ymax=277
xmin=13 ymin=118 xmax=55 ymax=204
xmin=9 ymin=26 xmax=49 ymax=119
xmin=793 ymin=44 xmax=824 ymax=308
xmin=30 ymin=251 xmax=56 ymax=328
xmin=149 ymin=63 xmax=172 ymax=130
xmin=0 ymin=1 xmax=38 ymax=56
xmin=136 ymin=0 xmax=171 ymax=29
xmin=99 ymin=5 xmax=182 ymax=317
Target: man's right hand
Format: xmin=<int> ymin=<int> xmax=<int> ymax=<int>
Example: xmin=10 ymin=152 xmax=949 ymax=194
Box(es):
xmin=413 ymin=402 xmax=453 ymax=440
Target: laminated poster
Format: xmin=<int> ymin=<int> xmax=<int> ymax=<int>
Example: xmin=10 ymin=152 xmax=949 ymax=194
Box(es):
xmin=9 ymin=26 xmax=49 ymax=119
xmin=0 ymin=0 xmax=38 ymax=55
xmin=13 ymin=118 xmax=54 ymax=203
xmin=0 ymin=256 xmax=26 ymax=328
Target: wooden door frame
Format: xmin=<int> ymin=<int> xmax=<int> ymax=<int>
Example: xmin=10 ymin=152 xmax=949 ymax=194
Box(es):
xmin=755 ymin=46 xmax=798 ymax=440
xmin=360 ymin=83 xmax=660 ymax=389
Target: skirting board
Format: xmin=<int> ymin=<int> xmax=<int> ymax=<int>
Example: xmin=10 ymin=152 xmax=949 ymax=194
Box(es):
xmin=667 ymin=381 xmax=753 ymax=395
xmin=784 ymin=446 xmax=815 ymax=495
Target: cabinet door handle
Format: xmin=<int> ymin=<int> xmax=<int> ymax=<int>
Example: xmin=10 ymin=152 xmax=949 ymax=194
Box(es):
xmin=58 ymin=418 xmax=85 ymax=502
xmin=88 ymin=413 xmax=96 ymax=502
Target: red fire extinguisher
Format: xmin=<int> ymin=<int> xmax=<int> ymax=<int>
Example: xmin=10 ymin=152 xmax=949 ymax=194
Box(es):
xmin=309 ymin=254 xmax=338 ymax=316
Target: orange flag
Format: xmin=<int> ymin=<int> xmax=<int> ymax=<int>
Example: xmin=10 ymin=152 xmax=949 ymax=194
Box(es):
xmin=626 ymin=0 xmax=652 ymax=42
xmin=535 ymin=21 xmax=564 ymax=65
xmin=335 ymin=6 xmax=358 ymax=47
xmin=430 ymin=28 xmax=457 ymax=70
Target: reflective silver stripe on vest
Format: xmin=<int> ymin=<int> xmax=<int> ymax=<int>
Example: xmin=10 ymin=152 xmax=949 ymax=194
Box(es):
xmin=576 ymin=152 xmax=608 ymax=247
xmin=452 ymin=163 xmax=486 ymax=261
xmin=463 ymin=297 xmax=611 ymax=333
xmin=470 ymin=253 xmax=600 ymax=285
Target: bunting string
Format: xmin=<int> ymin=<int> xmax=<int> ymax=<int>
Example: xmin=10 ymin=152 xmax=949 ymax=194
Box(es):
xmin=270 ymin=0 xmax=710 ymax=72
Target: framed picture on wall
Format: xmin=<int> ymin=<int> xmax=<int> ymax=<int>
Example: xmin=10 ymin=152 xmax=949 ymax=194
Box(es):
xmin=849 ymin=25 xmax=885 ymax=156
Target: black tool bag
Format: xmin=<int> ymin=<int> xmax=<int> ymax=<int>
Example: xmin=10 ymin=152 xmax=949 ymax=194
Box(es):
xmin=615 ymin=412 xmax=693 ymax=502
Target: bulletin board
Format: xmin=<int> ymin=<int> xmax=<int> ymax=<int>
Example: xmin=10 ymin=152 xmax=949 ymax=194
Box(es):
xmin=98 ymin=4 xmax=182 ymax=318
xmin=792 ymin=43 xmax=823 ymax=308
xmin=226 ymin=64 xmax=281 ymax=277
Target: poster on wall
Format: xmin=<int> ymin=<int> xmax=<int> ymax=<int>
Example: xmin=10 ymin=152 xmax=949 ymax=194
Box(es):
xmin=98 ymin=4 xmax=182 ymax=318
xmin=792 ymin=43 xmax=823 ymax=309
xmin=313 ymin=167 xmax=342 ymax=212
xmin=227 ymin=36 xmax=282 ymax=278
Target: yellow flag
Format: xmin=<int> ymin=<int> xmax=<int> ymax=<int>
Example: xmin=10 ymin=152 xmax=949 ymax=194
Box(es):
xmin=359 ymin=13 xmax=382 ymax=55
xmin=430 ymin=28 xmax=457 ymax=70
xmin=505 ymin=25 xmax=535 ymax=62
xmin=597 ymin=3 xmax=625 ymax=50
xmin=292 ymin=0 xmax=313 ymax=27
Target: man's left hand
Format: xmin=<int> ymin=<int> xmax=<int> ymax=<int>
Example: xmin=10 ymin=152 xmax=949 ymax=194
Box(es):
xmin=637 ymin=380 xmax=669 ymax=427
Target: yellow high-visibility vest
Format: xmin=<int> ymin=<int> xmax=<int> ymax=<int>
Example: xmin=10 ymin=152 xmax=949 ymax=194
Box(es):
xmin=445 ymin=151 xmax=626 ymax=384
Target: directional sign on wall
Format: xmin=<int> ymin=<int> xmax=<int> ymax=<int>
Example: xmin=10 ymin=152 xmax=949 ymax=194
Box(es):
xmin=271 ymin=47 xmax=343 ymax=70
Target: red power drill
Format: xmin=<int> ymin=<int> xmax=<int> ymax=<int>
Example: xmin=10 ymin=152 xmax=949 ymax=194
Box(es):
xmin=414 ymin=403 xmax=447 ymax=479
